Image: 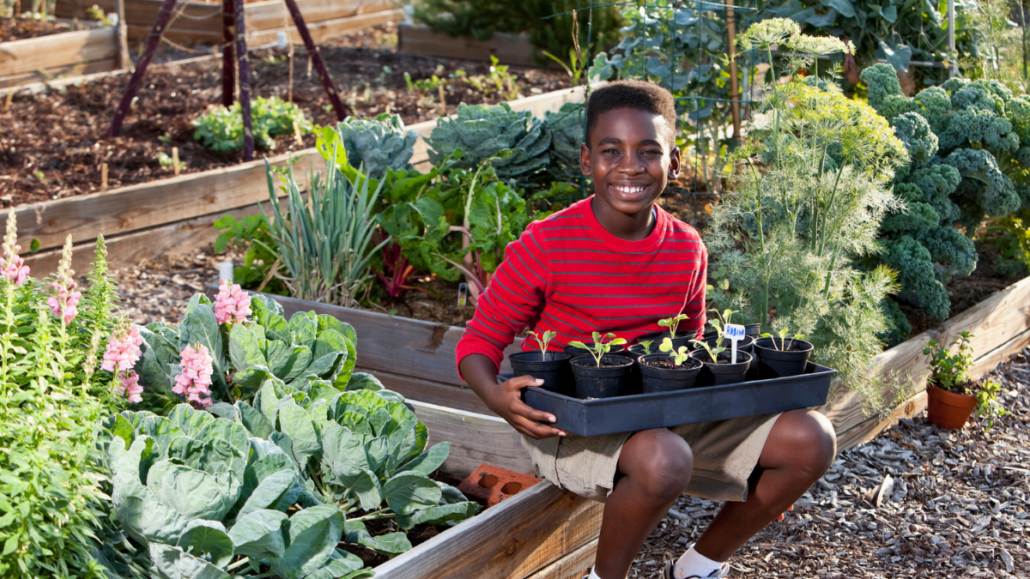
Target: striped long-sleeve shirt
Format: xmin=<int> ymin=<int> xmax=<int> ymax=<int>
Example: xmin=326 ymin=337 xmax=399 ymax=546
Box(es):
xmin=455 ymin=196 xmax=708 ymax=374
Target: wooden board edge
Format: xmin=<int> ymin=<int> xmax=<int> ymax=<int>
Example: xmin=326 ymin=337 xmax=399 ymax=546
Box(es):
xmin=407 ymin=399 xmax=531 ymax=477
xmin=397 ymin=24 xmax=540 ymax=67
xmin=0 ymin=27 xmax=118 ymax=77
xmin=521 ymin=538 xmax=598 ymax=579
xmin=246 ymin=8 xmax=402 ymax=45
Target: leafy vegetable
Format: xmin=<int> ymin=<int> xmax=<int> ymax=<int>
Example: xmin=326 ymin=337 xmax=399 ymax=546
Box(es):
xmin=331 ymin=114 xmax=418 ymax=179
xmin=194 ymin=97 xmax=311 ymax=153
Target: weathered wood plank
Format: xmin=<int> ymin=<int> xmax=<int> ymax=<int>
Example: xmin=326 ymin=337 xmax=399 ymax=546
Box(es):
xmin=374 ymin=481 xmax=603 ymax=579
xmin=6 ymin=149 xmax=323 ymax=254
xmin=407 ymin=400 xmax=531 ymax=477
xmin=823 ymin=275 xmax=1030 ymax=451
xmin=358 ymin=366 xmax=490 ymax=414
xmin=0 ymin=58 xmax=117 ymax=89
xmin=398 ymin=25 xmax=539 ymax=67
xmin=0 ymin=28 xmax=118 ymax=77
xmin=246 ymin=8 xmax=402 ymax=45
xmin=246 ymin=0 xmax=397 ymax=30
xmin=522 ymin=538 xmax=597 ymax=579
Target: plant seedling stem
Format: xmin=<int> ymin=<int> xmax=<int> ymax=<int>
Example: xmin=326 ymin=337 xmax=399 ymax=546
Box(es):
xmin=100 ymin=163 xmax=108 ymax=191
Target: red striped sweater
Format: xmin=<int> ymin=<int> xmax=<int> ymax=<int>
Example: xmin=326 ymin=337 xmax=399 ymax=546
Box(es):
xmin=455 ymin=196 xmax=708 ymax=374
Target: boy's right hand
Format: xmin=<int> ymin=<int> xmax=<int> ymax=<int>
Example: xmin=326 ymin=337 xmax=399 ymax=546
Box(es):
xmin=484 ymin=375 xmax=567 ymax=440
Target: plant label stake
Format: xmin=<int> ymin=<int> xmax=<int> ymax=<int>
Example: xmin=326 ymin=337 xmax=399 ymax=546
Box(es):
xmin=725 ymin=323 xmax=745 ymax=364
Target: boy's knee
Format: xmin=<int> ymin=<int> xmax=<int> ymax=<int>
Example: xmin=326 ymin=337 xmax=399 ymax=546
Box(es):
xmin=623 ymin=429 xmax=693 ymax=502
xmin=787 ymin=410 xmax=836 ymax=477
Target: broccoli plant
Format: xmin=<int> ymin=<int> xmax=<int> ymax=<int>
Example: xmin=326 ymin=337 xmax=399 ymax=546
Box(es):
xmin=330 ymin=114 xmax=418 ymax=179
xmin=862 ymin=64 xmax=1030 ymax=325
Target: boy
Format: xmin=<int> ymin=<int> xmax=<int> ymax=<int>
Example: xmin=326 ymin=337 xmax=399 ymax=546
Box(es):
xmin=456 ymin=80 xmax=836 ymax=579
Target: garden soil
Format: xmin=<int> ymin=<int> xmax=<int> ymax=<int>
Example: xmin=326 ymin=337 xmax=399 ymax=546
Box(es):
xmin=0 ymin=22 xmax=566 ymax=208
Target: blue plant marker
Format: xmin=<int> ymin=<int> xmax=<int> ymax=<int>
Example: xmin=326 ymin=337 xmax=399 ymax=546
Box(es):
xmin=725 ymin=323 xmax=745 ymax=364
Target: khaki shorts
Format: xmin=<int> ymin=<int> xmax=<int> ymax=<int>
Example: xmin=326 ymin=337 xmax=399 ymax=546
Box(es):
xmin=522 ymin=413 xmax=781 ymax=503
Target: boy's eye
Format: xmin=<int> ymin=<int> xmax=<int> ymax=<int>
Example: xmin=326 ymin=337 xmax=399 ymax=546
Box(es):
xmin=642 ymin=150 xmax=662 ymax=157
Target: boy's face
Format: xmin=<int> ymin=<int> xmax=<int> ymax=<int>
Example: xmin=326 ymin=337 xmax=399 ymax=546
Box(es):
xmin=579 ymin=107 xmax=681 ymax=217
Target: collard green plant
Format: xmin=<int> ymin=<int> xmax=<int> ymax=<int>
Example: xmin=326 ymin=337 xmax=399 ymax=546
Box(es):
xmin=263 ymin=132 xmax=389 ymax=308
xmin=0 ymin=227 xmax=125 ymax=579
xmin=135 ymin=294 xmax=357 ymax=413
xmin=331 ymin=114 xmax=418 ymax=179
xmin=428 ymin=102 xmax=552 ymax=184
xmin=863 ymin=64 xmax=1030 ymax=323
xmin=194 ymin=97 xmax=311 ymax=153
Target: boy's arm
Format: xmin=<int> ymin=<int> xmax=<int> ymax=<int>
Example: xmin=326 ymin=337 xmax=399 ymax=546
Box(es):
xmin=456 ymin=224 xmax=565 ymax=439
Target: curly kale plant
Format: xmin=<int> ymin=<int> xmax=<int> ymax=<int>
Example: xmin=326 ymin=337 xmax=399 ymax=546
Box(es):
xmin=331 ymin=114 xmax=418 ymax=179
xmin=862 ymin=64 xmax=1030 ymax=323
xmin=428 ymin=102 xmax=551 ymax=185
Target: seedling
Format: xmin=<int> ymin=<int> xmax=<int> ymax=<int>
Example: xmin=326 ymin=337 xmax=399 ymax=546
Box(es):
xmin=923 ymin=332 xmax=974 ymax=393
xmin=760 ymin=328 xmax=806 ymax=351
xmin=657 ymin=312 xmax=691 ymax=340
xmin=527 ymin=329 xmax=557 ymax=361
xmin=690 ymin=309 xmax=736 ymax=364
xmin=658 ymin=337 xmax=691 ymax=367
xmin=569 ymin=332 xmax=627 ymax=368
xmin=638 ymin=339 xmax=654 ymax=355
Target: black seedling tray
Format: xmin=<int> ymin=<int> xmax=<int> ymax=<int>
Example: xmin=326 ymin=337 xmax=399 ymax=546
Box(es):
xmin=513 ymin=362 xmax=836 ymax=437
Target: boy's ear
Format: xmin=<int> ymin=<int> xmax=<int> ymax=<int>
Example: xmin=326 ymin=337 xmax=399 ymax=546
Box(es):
xmin=579 ymin=143 xmax=593 ymax=177
xmin=668 ymin=146 xmax=682 ymax=180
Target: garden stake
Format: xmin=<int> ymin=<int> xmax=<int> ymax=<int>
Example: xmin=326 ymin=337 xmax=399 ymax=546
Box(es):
xmin=101 ymin=163 xmax=108 ymax=191
xmin=114 ymin=0 xmax=131 ymax=71
xmin=234 ymin=0 xmax=254 ymax=160
xmin=2 ymin=90 xmax=12 ymax=113
xmin=221 ymin=0 xmax=235 ymax=107
xmin=282 ymin=0 xmax=347 ymax=121
xmin=172 ymin=147 xmax=180 ymax=175
xmin=106 ymin=0 xmax=179 ymax=138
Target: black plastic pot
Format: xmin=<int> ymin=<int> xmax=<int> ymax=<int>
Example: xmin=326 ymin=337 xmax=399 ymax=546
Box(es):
xmin=638 ymin=353 xmax=703 ymax=393
xmin=744 ymin=323 xmax=762 ymax=337
xmin=508 ymin=351 xmax=573 ymax=395
xmin=570 ymin=354 xmax=634 ymax=399
xmin=689 ymin=350 xmax=752 ymax=387
xmin=753 ymin=337 xmax=814 ymax=379
xmin=702 ymin=334 xmax=755 ymax=353
xmin=636 ymin=330 xmax=694 ymax=351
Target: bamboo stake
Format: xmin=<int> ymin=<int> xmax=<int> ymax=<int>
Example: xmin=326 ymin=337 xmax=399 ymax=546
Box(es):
xmin=114 ymin=0 xmax=131 ymax=72
xmin=172 ymin=147 xmax=180 ymax=175
xmin=234 ymin=0 xmax=254 ymax=160
xmin=282 ymin=0 xmax=347 ymax=121
xmin=438 ymin=83 xmax=446 ymax=115
xmin=222 ymin=0 xmax=235 ymax=107
xmin=726 ymin=0 xmax=740 ymax=140
xmin=3 ymin=90 xmax=12 ymax=113
xmin=948 ymin=0 xmax=957 ymax=78
xmin=107 ymin=0 xmax=179 ymax=137
xmin=101 ymin=163 xmax=108 ymax=191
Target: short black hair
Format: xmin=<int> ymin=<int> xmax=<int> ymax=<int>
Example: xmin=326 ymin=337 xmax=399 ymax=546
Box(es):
xmin=585 ymin=80 xmax=678 ymax=147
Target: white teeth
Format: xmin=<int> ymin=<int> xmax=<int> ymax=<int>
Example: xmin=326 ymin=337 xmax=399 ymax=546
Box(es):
xmin=613 ymin=185 xmax=647 ymax=194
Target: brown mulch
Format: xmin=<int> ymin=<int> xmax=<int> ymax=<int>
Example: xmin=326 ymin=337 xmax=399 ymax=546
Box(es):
xmin=634 ymin=349 xmax=1030 ymax=578
xmin=0 ymin=22 xmax=568 ymax=208
xmin=0 ymin=17 xmax=99 ymax=42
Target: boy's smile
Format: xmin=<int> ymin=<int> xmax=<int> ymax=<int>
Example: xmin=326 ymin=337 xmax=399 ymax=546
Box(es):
xmin=580 ymin=108 xmax=681 ymax=240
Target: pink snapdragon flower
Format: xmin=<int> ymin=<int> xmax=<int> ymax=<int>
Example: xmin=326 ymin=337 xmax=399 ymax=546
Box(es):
xmin=1 ymin=213 xmax=29 ymax=286
xmin=214 ymin=279 xmax=252 ymax=325
xmin=102 ymin=324 xmax=144 ymax=374
xmin=47 ymin=237 xmax=81 ymax=324
xmin=173 ymin=343 xmax=214 ymax=408
xmin=114 ymin=371 xmax=143 ymax=404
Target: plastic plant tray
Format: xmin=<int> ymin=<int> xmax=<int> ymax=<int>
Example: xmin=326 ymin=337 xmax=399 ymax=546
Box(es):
xmin=514 ymin=362 xmax=837 ymax=437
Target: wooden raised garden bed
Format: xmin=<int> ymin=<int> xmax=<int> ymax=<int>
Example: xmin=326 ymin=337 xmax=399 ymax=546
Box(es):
xmin=55 ymin=0 xmax=403 ymax=45
xmin=0 ymin=26 xmax=126 ymax=89
xmin=1 ymin=84 xmax=587 ymax=275
xmin=398 ymin=24 xmax=538 ymax=67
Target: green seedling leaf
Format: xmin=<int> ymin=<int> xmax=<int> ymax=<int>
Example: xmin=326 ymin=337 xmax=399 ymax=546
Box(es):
xmin=397 ymin=442 xmax=449 ymax=476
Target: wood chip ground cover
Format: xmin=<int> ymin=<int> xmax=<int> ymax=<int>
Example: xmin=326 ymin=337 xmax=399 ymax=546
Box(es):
xmin=0 ymin=22 xmax=567 ymax=207
xmin=110 ymin=249 xmax=1029 ymax=578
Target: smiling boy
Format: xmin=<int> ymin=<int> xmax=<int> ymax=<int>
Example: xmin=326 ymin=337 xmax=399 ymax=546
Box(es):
xmin=456 ymin=80 xmax=836 ymax=579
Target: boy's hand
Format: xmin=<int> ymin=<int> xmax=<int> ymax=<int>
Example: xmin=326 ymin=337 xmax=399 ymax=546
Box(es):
xmin=485 ymin=375 xmax=567 ymax=440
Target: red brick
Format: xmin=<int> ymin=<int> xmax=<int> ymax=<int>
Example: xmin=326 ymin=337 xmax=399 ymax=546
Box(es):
xmin=457 ymin=464 xmax=541 ymax=507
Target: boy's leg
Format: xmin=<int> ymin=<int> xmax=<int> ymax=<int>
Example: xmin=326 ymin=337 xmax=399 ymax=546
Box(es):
xmin=594 ymin=428 xmax=694 ymax=579
xmin=691 ymin=408 xmax=836 ymax=562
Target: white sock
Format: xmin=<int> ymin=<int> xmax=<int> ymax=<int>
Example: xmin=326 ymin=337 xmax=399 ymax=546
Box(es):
xmin=586 ymin=567 xmax=602 ymax=579
xmin=673 ymin=546 xmax=725 ymax=578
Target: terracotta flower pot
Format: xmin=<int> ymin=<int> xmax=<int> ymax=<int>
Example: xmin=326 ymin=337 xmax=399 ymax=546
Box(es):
xmin=926 ymin=383 xmax=977 ymax=429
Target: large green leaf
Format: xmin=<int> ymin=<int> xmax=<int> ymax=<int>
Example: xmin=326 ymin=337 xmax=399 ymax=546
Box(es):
xmin=148 ymin=460 xmax=241 ymax=521
xmin=138 ymin=325 xmax=181 ymax=394
xmin=228 ymin=509 xmax=288 ymax=560
xmin=367 ymin=408 xmax=391 ymax=438
xmin=344 ymin=521 xmax=411 ymax=556
xmin=255 ymin=380 xmax=281 ymax=425
xmin=345 ymin=373 xmax=383 ymax=392
xmin=819 ymin=0 xmax=855 ymax=18
xmin=382 ymin=472 xmax=441 ymax=515
xmin=394 ymin=501 xmax=480 ymax=531
xmin=149 ymin=544 xmax=230 ymax=579
xmin=277 ymin=401 xmax=322 ymax=466
xmin=271 ymin=506 xmax=346 ymax=579
xmin=176 ymin=520 xmax=234 ymax=568
xmin=265 ymin=339 xmax=293 ymax=376
xmin=304 ymin=549 xmax=366 ymax=579
xmin=280 ymin=345 xmax=315 ymax=383
xmin=364 ymin=436 xmax=389 ymax=476
xmin=229 ymin=324 xmax=267 ymax=371
xmin=237 ymin=401 xmax=274 ymax=439
xmin=397 ymin=442 xmax=449 ymax=476
xmin=336 ymin=468 xmax=381 ymax=512
xmin=288 ymin=312 xmax=319 ymax=349
xmin=320 ymin=422 xmax=370 ymax=478
xmin=234 ymin=365 xmax=275 ymax=392
xmin=239 ymin=469 xmax=304 ymax=517
xmin=109 ymin=436 xmax=191 ymax=544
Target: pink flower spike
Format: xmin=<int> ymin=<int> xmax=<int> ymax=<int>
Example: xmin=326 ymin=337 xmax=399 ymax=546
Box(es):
xmin=115 ymin=371 xmax=143 ymax=404
xmin=1 ymin=213 xmax=29 ymax=287
xmin=48 ymin=236 xmax=81 ymax=324
xmin=215 ymin=279 xmax=252 ymax=325
xmin=174 ymin=343 xmax=214 ymax=409
xmin=102 ymin=324 xmax=144 ymax=374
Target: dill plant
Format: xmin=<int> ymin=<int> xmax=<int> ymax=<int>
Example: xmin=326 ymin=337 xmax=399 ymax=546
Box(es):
xmin=0 ymin=217 xmax=127 ymax=578
xmin=707 ymin=19 xmax=909 ymax=414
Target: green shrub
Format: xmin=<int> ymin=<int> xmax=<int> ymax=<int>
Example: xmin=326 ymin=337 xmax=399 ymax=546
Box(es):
xmin=194 ymin=97 xmax=311 ymax=153
xmin=862 ymin=64 xmax=1030 ymax=322
xmin=0 ymin=218 xmax=124 ymax=579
